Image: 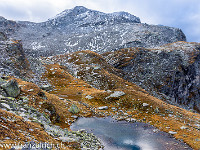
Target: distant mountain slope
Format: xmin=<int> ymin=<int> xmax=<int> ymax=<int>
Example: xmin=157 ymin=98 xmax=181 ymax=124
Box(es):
xmin=0 ymin=6 xmax=186 ymax=56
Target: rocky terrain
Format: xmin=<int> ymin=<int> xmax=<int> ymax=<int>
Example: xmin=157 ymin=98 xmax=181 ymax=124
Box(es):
xmin=0 ymin=6 xmax=200 ymax=150
xmin=103 ymin=42 xmax=200 ymax=113
xmin=0 ymin=44 xmax=200 ymax=149
xmin=0 ymin=6 xmax=185 ymax=56
xmin=0 ymin=32 xmax=31 ymax=79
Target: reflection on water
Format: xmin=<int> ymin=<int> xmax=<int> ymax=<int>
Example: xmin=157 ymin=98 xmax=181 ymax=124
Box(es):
xmin=71 ymin=117 xmax=192 ymax=150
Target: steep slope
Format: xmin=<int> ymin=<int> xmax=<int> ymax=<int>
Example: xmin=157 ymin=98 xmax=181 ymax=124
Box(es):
xmin=0 ymin=6 xmax=186 ymax=56
xmin=103 ymin=41 xmax=200 ymax=113
xmin=43 ymin=50 xmax=129 ymax=90
xmin=0 ymin=32 xmax=31 ymax=78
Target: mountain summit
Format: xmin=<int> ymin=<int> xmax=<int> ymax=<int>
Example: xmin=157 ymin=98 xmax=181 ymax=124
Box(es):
xmin=46 ymin=6 xmax=141 ymax=29
xmin=51 ymin=6 xmax=141 ymax=23
xmin=0 ymin=6 xmax=185 ymax=56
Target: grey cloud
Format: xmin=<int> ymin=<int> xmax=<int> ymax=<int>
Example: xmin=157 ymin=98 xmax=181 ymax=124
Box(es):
xmin=0 ymin=0 xmax=57 ymax=22
xmin=0 ymin=3 xmax=29 ymax=20
xmin=114 ymin=0 xmax=200 ymax=42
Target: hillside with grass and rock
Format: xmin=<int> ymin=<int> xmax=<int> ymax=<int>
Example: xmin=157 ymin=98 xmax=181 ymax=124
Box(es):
xmin=0 ymin=6 xmax=200 ymax=150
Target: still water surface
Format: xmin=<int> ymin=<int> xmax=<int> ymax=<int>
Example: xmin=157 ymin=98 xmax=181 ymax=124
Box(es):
xmin=71 ymin=117 xmax=192 ymax=150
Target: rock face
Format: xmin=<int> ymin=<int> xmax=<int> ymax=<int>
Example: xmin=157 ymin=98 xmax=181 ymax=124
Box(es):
xmin=103 ymin=42 xmax=200 ymax=112
xmin=0 ymin=32 xmax=31 ymax=78
xmin=0 ymin=16 xmax=20 ymax=35
xmin=0 ymin=32 xmax=7 ymax=41
xmin=0 ymin=6 xmax=186 ymax=57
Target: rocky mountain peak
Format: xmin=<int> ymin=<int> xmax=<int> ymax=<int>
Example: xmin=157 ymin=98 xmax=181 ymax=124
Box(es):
xmin=0 ymin=6 xmax=186 ymax=57
xmin=50 ymin=6 xmax=89 ymax=20
xmin=48 ymin=6 xmax=140 ymax=25
xmin=0 ymin=16 xmax=6 ymax=22
xmin=72 ymin=6 xmax=89 ymax=13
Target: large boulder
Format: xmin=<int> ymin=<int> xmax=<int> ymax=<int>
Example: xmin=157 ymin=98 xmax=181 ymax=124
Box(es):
xmin=0 ymin=79 xmax=20 ymax=98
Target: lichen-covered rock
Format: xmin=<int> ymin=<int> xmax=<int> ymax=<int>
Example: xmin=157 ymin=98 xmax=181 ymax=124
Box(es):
xmin=0 ymin=79 xmax=20 ymax=98
xmin=68 ymin=104 xmax=80 ymax=114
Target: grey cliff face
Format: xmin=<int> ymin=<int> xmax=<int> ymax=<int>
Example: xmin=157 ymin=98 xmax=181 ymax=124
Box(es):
xmin=0 ymin=6 xmax=186 ymax=57
xmin=0 ymin=32 xmax=30 ymax=78
xmin=103 ymin=42 xmax=200 ymax=112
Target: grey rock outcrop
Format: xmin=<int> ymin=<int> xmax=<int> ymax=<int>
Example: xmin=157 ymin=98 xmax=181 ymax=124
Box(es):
xmin=105 ymin=91 xmax=125 ymax=99
xmin=0 ymin=32 xmax=7 ymax=41
xmin=0 ymin=32 xmax=31 ymax=78
xmin=39 ymin=84 xmax=53 ymax=91
xmin=0 ymin=16 xmax=20 ymax=35
xmin=103 ymin=42 xmax=200 ymax=112
xmin=0 ymin=79 xmax=20 ymax=98
xmin=0 ymin=6 xmax=186 ymax=57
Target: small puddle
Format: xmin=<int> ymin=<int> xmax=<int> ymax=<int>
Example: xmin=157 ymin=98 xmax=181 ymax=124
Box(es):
xmin=71 ymin=117 xmax=192 ymax=150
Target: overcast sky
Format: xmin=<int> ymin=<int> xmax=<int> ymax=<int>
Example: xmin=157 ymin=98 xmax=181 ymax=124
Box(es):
xmin=0 ymin=0 xmax=200 ymax=42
